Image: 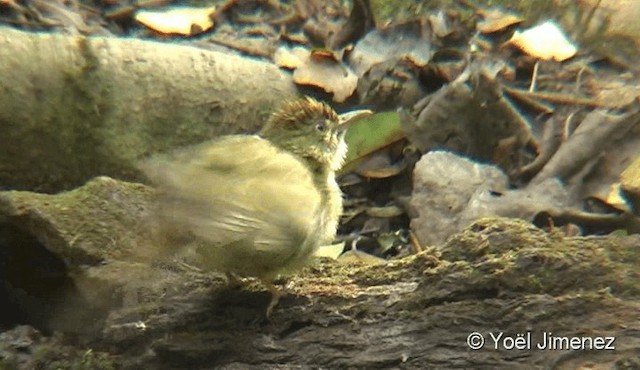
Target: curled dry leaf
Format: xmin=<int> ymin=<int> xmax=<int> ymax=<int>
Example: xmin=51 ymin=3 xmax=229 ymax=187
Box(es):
xmin=365 ymin=205 xmax=404 ymax=218
xmin=620 ymin=156 xmax=640 ymax=214
xmin=313 ymin=242 xmax=345 ymax=260
xmin=621 ymin=157 xmax=640 ymax=195
xmin=357 ymin=165 xmax=405 ymax=179
xmin=337 ymin=248 xmax=387 ymax=265
xmin=273 ymin=45 xmax=306 ymax=69
xmin=428 ymin=11 xmax=452 ymax=38
xmin=477 ymin=9 xmax=523 ymax=34
xmin=400 ymin=64 xmax=535 ymax=176
xmin=135 ymin=6 xmax=216 ymax=36
xmin=353 ymin=150 xmax=407 ymax=179
xmin=591 ymin=78 xmax=640 ymax=108
xmin=327 ymin=0 xmax=375 ymax=50
xmin=274 ymin=46 xmax=358 ymax=103
xmin=31 ymin=0 xmax=92 ymax=34
xmin=605 ymin=183 xmax=630 ymax=212
xmin=506 ymin=21 xmax=577 ymax=61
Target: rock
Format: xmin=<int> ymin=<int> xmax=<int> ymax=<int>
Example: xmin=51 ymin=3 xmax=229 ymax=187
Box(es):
xmin=410 ymin=151 xmax=567 ymax=246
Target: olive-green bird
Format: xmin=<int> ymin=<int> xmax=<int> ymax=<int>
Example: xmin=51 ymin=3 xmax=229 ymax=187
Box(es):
xmin=141 ymin=97 xmax=371 ymax=316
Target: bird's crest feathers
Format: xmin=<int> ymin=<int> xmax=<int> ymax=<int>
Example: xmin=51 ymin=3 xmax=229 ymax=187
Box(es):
xmin=267 ymin=97 xmax=338 ymax=127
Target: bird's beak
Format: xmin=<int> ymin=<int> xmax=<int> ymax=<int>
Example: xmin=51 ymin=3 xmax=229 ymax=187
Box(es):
xmin=338 ymin=109 xmax=373 ymax=129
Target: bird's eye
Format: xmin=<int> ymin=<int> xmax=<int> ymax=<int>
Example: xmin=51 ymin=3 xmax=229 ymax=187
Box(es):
xmin=315 ymin=121 xmax=327 ymax=132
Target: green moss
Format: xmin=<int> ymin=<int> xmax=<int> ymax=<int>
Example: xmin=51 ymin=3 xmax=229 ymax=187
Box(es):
xmin=33 ymin=347 xmax=116 ymax=370
xmin=332 ymin=217 xmax=640 ymax=316
xmin=440 ymin=218 xmax=640 ymax=297
xmin=370 ymin=0 xmax=563 ymax=23
xmin=0 ymin=359 xmax=19 ymax=370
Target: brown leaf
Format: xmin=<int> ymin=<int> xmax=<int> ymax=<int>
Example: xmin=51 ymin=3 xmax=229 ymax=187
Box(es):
xmin=477 ymin=9 xmax=523 ymax=34
xmin=275 ymin=46 xmax=358 ymax=102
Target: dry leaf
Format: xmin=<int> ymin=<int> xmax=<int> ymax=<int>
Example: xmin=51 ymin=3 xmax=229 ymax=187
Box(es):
xmin=606 ymin=183 xmax=629 ymax=211
xmin=477 ymin=9 xmax=523 ymax=33
xmin=338 ymin=248 xmax=387 ymax=265
xmin=314 ymin=242 xmax=345 ymax=260
xmin=349 ymin=20 xmax=433 ymax=75
xmin=273 ymin=46 xmax=306 ymax=69
xmin=591 ymin=78 xmax=640 ymax=108
xmin=620 ymin=156 xmax=640 ymax=212
xmin=365 ymin=206 xmax=404 ymax=218
xmin=275 ymin=46 xmax=358 ymax=103
xmin=507 ymin=21 xmax=577 ymax=61
xmin=135 ymin=6 xmax=216 ymax=36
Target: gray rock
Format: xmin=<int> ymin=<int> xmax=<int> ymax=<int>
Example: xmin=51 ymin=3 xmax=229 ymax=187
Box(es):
xmin=410 ymin=151 xmax=568 ymax=246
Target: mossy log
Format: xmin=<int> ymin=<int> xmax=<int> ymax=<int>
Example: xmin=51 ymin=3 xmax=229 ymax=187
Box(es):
xmin=0 ymin=27 xmax=297 ymax=192
xmin=1 ymin=178 xmax=639 ymax=368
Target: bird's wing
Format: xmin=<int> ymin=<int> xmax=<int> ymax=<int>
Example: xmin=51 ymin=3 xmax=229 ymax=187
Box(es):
xmin=140 ymin=136 xmax=322 ymax=267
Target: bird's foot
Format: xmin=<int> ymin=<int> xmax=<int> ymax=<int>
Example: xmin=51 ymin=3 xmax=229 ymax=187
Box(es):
xmin=225 ymin=272 xmax=249 ymax=288
xmin=261 ymin=279 xmax=284 ymax=319
xmin=174 ymin=259 xmax=203 ymax=273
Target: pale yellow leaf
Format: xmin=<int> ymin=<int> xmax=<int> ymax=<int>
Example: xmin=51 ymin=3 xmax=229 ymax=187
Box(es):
xmin=135 ymin=6 xmax=216 ymax=36
xmin=507 ymin=21 xmax=577 ymax=61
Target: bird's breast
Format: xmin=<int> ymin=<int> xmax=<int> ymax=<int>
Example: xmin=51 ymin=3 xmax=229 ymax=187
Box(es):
xmin=317 ymin=173 xmax=343 ymax=244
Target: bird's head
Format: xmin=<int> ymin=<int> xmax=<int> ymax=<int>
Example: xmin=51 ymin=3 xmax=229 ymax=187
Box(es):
xmin=260 ymin=97 xmax=370 ymax=172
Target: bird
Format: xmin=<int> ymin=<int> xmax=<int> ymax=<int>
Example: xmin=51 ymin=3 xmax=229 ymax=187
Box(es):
xmin=140 ymin=97 xmax=372 ymax=316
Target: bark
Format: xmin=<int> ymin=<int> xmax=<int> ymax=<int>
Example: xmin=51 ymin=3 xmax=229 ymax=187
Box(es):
xmin=0 ymin=27 xmax=297 ymax=192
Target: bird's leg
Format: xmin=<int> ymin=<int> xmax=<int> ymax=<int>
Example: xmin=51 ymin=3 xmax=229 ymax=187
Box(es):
xmin=174 ymin=259 xmax=203 ymax=273
xmin=260 ymin=279 xmax=284 ymax=318
xmin=225 ymin=272 xmax=246 ymax=288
